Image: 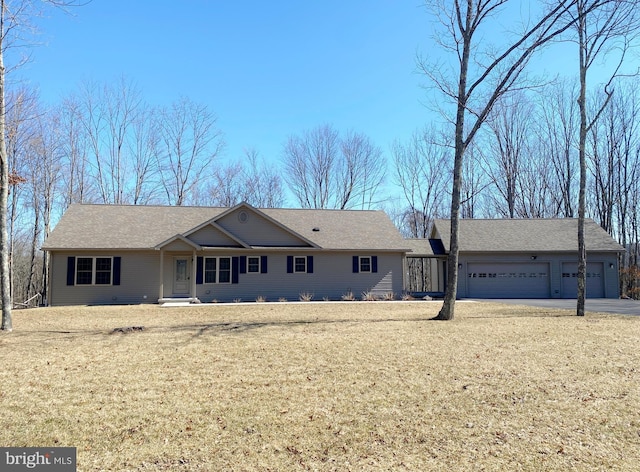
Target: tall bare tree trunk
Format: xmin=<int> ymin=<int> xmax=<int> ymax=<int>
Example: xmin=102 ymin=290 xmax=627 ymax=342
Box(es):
xmin=573 ymin=0 xmax=638 ymax=314
xmin=434 ymin=4 xmax=471 ymax=321
xmin=0 ymin=0 xmax=12 ymax=331
xmin=576 ymin=5 xmax=588 ymax=316
xmin=426 ymin=0 xmax=583 ymax=320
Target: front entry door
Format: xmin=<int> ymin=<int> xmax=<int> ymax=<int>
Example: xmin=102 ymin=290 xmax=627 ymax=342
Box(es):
xmin=173 ymin=257 xmax=191 ymax=295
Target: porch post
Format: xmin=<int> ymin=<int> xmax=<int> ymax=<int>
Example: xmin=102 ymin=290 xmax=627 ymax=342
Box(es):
xmin=159 ymin=249 xmax=164 ymax=301
xmin=192 ymin=251 xmax=197 ymax=300
xmin=402 ymin=254 xmax=407 ymax=294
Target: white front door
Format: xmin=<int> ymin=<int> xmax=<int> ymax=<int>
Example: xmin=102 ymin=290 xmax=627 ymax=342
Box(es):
xmin=173 ymin=257 xmax=191 ymax=295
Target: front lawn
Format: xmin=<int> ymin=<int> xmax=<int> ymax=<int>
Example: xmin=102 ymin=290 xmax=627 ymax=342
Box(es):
xmin=1 ymin=302 xmax=638 ymax=471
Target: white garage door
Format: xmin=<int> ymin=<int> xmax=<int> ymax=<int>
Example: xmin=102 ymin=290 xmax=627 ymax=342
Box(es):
xmin=561 ymin=262 xmax=604 ymax=298
xmin=467 ymin=263 xmax=550 ymax=298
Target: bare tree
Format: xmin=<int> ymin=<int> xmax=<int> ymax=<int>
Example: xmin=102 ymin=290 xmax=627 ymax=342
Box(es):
xmin=0 ymin=0 xmax=26 ymax=330
xmin=74 ymin=78 xmax=145 ymax=204
xmin=515 ymin=141 xmax=557 ymax=218
xmin=206 ymin=161 xmax=245 ymax=207
xmin=283 ymin=124 xmax=385 ymax=209
xmin=283 ymin=124 xmax=339 ymax=209
xmin=155 ymin=96 xmax=224 ymax=206
xmin=129 ymin=102 xmax=161 ymax=204
xmin=206 ymin=149 xmax=285 ymax=208
xmin=460 ymin=142 xmax=489 ymax=218
xmin=242 ymin=149 xmax=285 ymax=208
xmin=24 ymin=105 xmax=60 ymax=306
xmin=337 ymin=131 xmax=385 ymax=210
xmin=59 ymin=80 xmax=159 ymax=206
xmin=102 ymin=77 xmax=143 ymax=204
xmin=0 ymin=0 xmax=84 ymax=330
xmin=585 ymin=79 xmax=640 ymax=297
xmin=393 ymin=126 xmax=450 ymax=238
xmin=4 ymin=86 xmax=36 ymax=306
xmin=536 ymin=79 xmax=579 ymax=217
xmin=588 ymin=90 xmax=617 ymax=234
xmin=59 ymin=94 xmax=93 ymax=207
xmin=422 ymin=0 xmax=581 ymax=320
xmin=485 ymin=91 xmax=532 ymax=218
xmin=572 ymin=0 xmax=640 ymax=316
xmin=612 ymin=83 xmax=640 ymax=297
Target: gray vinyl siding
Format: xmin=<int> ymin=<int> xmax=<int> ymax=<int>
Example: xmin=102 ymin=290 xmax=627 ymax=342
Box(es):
xmin=195 ymin=252 xmax=404 ymax=302
xmin=48 ymin=250 xmax=404 ymax=305
xmin=455 ymin=252 xmax=619 ymax=299
xmin=163 ymin=240 xmax=196 ymax=252
xmin=189 ymin=225 xmax=240 ymax=246
xmin=217 ymin=210 xmax=310 ymax=247
xmin=49 ymin=251 xmax=160 ymax=306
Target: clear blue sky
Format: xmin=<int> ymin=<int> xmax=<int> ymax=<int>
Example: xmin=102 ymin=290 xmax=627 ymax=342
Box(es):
xmin=20 ymin=1 xmax=431 ymax=171
xmin=15 ymin=1 xmax=622 ymax=208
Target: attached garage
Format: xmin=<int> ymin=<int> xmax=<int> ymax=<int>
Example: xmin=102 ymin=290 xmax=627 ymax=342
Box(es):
xmin=425 ymin=218 xmax=623 ymax=299
xmin=467 ymin=262 xmax=550 ymax=298
xmin=561 ymin=262 xmax=604 ymax=298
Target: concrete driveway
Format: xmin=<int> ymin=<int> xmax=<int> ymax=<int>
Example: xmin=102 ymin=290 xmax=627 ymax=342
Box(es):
xmin=474 ymin=298 xmax=640 ymax=316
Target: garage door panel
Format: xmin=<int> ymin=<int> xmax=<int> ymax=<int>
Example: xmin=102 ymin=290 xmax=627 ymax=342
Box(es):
xmin=561 ymin=262 xmax=604 ymax=298
xmin=467 ymin=263 xmax=550 ymax=298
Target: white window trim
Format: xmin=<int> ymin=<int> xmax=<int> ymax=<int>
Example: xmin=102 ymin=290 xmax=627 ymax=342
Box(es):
xmin=294 ymin=256 xmax=307 ymax=273
xmin=247 ymin=256 xmax=261 ymax=274
xmin=76 ymin=256 xmax=114 ymax=286
xmin=204 ymin=256 xmax=232 ymax=284
xmin=359 ymin=256 xmax=372 ymax=273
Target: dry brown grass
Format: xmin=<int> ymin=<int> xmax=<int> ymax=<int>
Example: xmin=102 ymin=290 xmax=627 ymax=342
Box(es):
xmin=1 ymin=301 xmax=639 ymax=471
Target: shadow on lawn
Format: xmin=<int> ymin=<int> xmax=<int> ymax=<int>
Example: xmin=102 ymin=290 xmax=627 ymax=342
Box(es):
xmin=1 ymin=308 xmax=583 ymax=345
xmin=174 ymin=316 xmax=437 ymax=339
xmin=159 ymin=309 xmax=578 ymax=339
xmin=0 ymin=317 xmax=431 ymax=345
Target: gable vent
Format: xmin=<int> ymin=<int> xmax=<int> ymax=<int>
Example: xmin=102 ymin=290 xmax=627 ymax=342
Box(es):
xmin=238 ymin=211 xmax=249 ymax=223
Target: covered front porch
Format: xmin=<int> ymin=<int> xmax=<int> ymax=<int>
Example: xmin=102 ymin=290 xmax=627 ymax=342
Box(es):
xmin=157 ymin=250 xmax=201 ymax=304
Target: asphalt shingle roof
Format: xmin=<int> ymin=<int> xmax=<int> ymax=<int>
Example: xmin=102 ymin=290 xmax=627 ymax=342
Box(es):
xmin=404 ymin=238 xmax=435 ymax=257
xmin=432 ymin=218 xmax=623 ymax=253
xmin=42 ymin=204 xmax=410 ymax=252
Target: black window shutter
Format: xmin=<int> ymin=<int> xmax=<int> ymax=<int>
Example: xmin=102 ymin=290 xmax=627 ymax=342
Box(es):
xmin=307 ymin=256 xmax=314 ymax=274
xmin=261 ymin=256 xmax=268 ymax=274
xmin=353 ymin=256 xmax=359 ymax=273
xmin=240 ymin=256 xmax=247 ymax=274
xmin=67 ymin=256 xmax=76 ymax=286
xmin=232 ymin=256 xmax=240 ymax=284
xmin=196 ymin=257 xmax=203 ymax=285
xmin=287 ymin=256 xmax=293 ymax=273
xmin=113 ymin=257 xmax=121 ymax=285
xmin=372 ymin=256 xmax=378 ymax=273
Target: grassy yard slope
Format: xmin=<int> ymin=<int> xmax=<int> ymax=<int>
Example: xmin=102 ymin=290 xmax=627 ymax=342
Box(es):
xmin=1 ymin=302 xmax=638 ymax=471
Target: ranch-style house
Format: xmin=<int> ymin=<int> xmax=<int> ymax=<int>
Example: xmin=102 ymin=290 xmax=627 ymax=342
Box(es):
xmin=41 ymin=203 xmax=623 ymax=305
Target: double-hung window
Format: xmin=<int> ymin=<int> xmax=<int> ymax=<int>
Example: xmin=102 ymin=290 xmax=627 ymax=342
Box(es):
xmin=247 ymin=256 xmax=261 ymax=273
xmin=352 ymin=255 xmax=378 ymax=274
xmin=204 ymin=256 xmax=232 ymax=283
xmin=76 ymin=257 xmax=113 ymax=285
xmin=294 ymin=256 xmax=307 ymax=273
xmin=359 ymin=256 xmax=372 ymax=273
xmin=286 ymin=255 xmax=313 ymax=274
